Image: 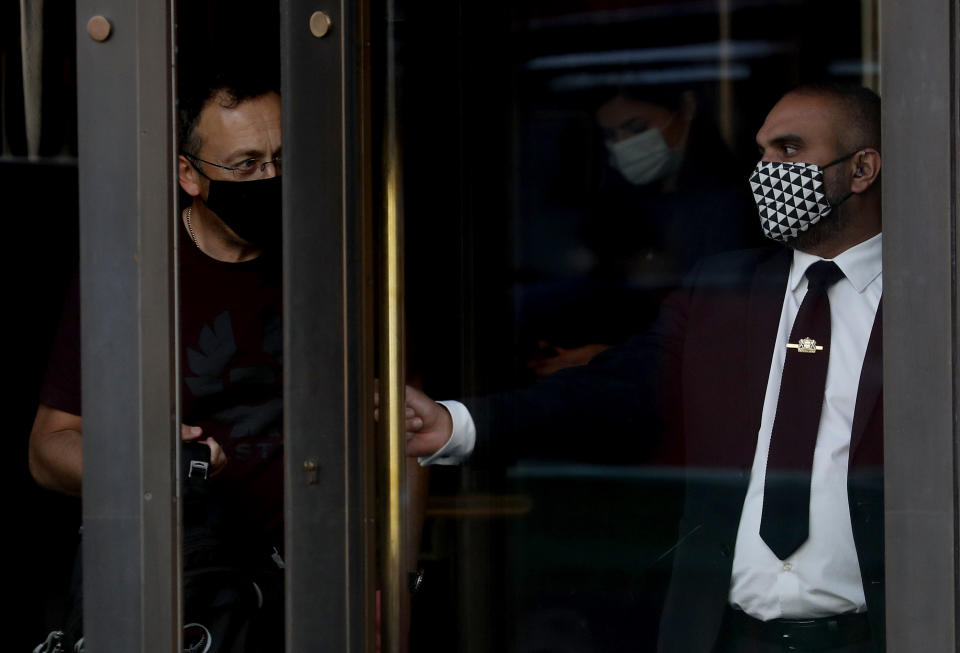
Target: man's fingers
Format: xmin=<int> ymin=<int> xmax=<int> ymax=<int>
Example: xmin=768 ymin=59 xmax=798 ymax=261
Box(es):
xmin=202 ymin=437 xmax=227 ymax=475
xmin=405 ymin=385 xmax=439 ymax=416
xmin=406 ymin=416 xmax=423 ymax=431
xmin=378 ymin=387 xmax=428 ymax=424
xmin=181 ymin=424 xmax=203 ymax=440
xmin=182 ymin=425 xmax=227 ymax=474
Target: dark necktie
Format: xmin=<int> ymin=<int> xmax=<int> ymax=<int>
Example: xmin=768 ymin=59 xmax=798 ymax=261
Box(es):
xmin=759 ymin=260 xmax=845 ymax=560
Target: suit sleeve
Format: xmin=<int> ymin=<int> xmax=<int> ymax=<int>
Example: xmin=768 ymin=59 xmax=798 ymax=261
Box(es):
xmin=463 ymin=276 xmax=690 ymax=467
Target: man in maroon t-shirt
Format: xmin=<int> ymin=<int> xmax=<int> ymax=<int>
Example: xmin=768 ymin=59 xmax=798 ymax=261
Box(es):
xmin=30 ymin=69 xmax=284 ymax=546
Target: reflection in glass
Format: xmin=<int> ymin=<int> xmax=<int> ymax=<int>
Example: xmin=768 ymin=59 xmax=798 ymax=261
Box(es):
xmin=393 ymin=1 xmax=881 ymax=651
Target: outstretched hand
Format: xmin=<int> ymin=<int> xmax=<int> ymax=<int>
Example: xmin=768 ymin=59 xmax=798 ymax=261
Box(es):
xmin=404 ymin=386 xmax=453 ymax=457
xmin=181 ymin=424 xmax=227 ymax=475
xmin=375 ymin=385 xmax=454 ymax=457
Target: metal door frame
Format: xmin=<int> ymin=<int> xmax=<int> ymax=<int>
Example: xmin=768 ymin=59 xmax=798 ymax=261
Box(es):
xmin=880 ymin=0 xmax=960 ymax=650
xmin=76 ymin=1 xmax=180 ymax=651
xmin=75 ymin=0 xmax=381 ymax=650
xmin=281 ymin=0 xmax=378 ymax=650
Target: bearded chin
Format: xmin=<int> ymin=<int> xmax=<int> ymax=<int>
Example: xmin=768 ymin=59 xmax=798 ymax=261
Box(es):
xmin=785 ymin=183 xmax=852 ymax=252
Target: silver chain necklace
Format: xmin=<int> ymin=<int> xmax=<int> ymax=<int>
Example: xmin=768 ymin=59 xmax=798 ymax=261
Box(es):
xmin=185 ymin=206 xmax=200 ymax=247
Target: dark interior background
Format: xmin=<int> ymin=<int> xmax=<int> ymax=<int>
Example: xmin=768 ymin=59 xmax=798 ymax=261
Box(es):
xmin=5 ymin=2 xmax=79 ymax=648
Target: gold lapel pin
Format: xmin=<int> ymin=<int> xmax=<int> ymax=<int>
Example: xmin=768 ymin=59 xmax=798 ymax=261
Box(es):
xmin=786 ymin=337 xmax=824 ymax=354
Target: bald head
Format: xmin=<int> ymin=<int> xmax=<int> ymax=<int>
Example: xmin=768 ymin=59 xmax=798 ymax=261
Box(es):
xmin=787 ymin=83 xmax=881 ymax=156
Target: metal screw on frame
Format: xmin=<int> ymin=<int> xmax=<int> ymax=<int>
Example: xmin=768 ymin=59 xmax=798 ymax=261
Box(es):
xmin=87 ymin=15 xmax=112 ymax=42
xmin=309 ymin=11 xmax=332 ymax=38
xmin=303 ymin=459 xmax=319 ymax=485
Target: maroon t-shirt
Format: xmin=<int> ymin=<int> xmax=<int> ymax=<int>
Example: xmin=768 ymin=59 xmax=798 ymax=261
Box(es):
xmin=40 ymin=224 xmax=283 ymax=544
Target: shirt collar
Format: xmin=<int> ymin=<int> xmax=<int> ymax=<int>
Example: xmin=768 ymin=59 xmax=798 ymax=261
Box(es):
xmin=789 ymin=232 xmax=883 ymax=294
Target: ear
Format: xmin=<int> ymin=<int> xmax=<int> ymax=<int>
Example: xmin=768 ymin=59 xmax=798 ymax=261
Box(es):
xmin=850 ymin=148 xmax=881 ymax=194
xmin=178 ymin=154 xmax=204 ymax=197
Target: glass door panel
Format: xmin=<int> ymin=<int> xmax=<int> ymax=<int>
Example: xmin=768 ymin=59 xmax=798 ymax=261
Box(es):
xmin=380 ymin=1 xmax=886 ymax=651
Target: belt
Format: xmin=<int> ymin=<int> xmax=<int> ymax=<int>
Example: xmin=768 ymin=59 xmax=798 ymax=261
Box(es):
xmin=722 ymin=606 xmax=871 ymax=652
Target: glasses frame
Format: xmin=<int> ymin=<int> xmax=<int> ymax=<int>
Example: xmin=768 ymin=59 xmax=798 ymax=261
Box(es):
xmin=182 ymin=150 xmax=282 ymax=180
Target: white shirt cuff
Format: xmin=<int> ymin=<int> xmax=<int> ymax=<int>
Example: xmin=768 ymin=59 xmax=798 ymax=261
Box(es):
xmin=418 ymin=400 xmax=476 ymax=466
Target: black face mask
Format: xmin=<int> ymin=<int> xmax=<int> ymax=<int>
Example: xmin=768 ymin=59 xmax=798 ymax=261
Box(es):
xmin=205 ymin=176 xmax=282 ymax=251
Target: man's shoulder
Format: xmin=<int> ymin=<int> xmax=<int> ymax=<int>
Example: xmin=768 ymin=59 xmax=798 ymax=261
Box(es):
xmin=697 ymin=243 xmax=789 ymax=274
xmin=688 ymin=244 xmax=790 ymax=290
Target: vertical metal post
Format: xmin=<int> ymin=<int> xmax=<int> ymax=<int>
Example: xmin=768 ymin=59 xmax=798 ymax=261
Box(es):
xmin=76 ymin=1 xmax=179 ymax=652
xmin=378 ymin=0 xmax=409 ymax=650
xmin=881 ymin=0 xmax=959 ymax=650
xmin=282 ymin=0 xmax=376 ymax=650
xmin=19 ymin=0 xmax=42 ymax=157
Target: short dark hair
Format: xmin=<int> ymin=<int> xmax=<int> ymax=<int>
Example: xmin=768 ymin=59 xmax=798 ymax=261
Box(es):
xmin=177 ymin=60 xmax=280 ymax=155
xmin=787 ymin=82 xmax=881 ymax=154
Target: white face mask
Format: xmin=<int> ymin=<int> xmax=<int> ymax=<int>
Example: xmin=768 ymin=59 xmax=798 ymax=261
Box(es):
xmin=749 ymin=154 xmax=855 ymax=243
xmin=607 ymin=128 xmax=680 ymax=186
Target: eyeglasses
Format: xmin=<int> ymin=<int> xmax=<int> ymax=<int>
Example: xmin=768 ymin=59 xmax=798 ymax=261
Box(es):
xmin=182 ymin=151 xmax=282 ymax=180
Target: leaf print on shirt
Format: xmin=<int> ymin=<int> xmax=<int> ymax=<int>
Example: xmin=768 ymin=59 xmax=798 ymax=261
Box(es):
xmin=184 ymin=311 xmax=236 ymax=397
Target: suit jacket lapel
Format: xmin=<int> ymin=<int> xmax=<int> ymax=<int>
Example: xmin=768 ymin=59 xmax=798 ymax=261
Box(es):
xmin=850 ymin=300 xmax=882 ymax=455
xmin=744 ymin=248 xmax=792 ymax=449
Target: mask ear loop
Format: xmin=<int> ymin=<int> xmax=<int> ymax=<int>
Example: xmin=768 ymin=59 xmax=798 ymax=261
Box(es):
xmin=824 ymin=151 xmax=866 ymax=209
xmin=822 ymin=150 xmax=857 ymax=169
xmin=823 ymin=150 xmax=867 ymax=208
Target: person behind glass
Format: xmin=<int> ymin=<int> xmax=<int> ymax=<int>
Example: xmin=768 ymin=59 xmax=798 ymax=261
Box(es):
xmin=29 ymin=64 xmax=282 ymax=493
xmin=527 ymin=87 xmax=760 ymax=380
xmin=29 ymin=63 xmax=286 ymax=648
xmin=403 ymin=83 xmax=885 ymax=653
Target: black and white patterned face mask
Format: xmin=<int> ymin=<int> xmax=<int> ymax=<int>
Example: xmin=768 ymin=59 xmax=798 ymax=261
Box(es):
xmin=749 ymin=153 xmax=855 ymax=243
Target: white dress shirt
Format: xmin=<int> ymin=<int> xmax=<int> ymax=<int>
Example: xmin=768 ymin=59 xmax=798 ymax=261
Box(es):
xmin=422 ymin=234 xmax=883 ymax=621
xmin=729 ymin=233 xmax=882 ymax=619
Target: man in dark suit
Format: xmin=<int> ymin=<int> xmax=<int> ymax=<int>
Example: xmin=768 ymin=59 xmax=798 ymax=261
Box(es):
xmin=403 ymin=83 xmax=883 ymax=653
